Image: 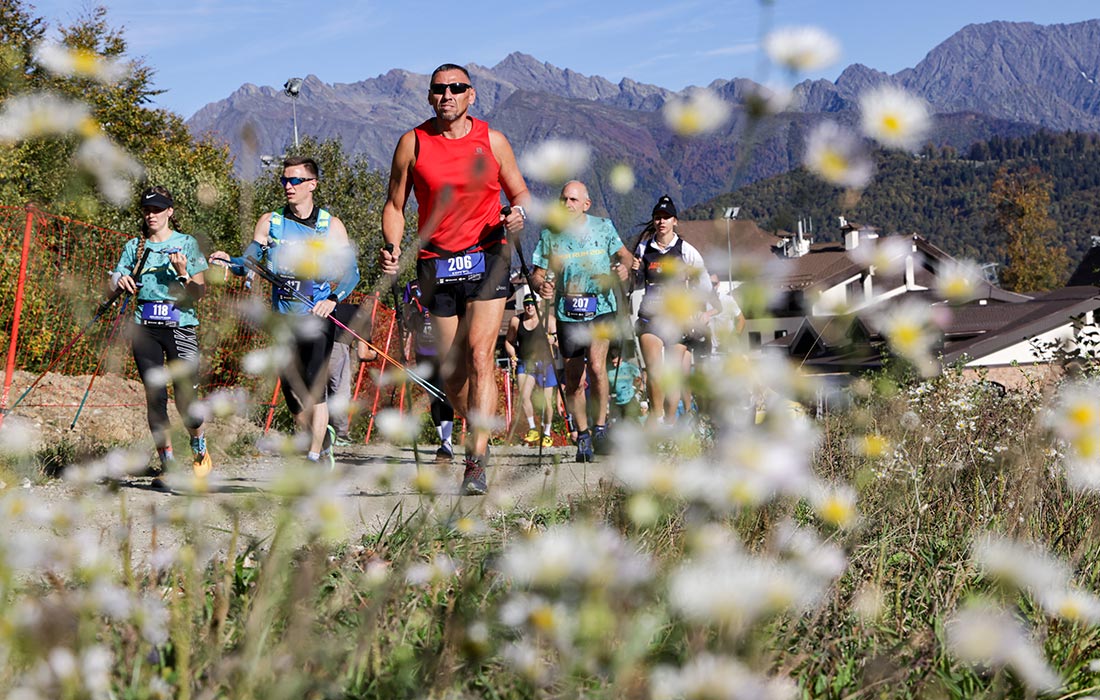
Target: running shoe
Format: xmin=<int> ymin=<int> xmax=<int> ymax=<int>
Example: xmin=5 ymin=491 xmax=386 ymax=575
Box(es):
xmin=575 ymin=431 xmax=594 ymax=463
xmin=592 ymin=424 xmax=611 ymax=455
xmin=541 ymin=434 xmax=553 ymax=449
xmin=435 ymin=442 xmax=454 ymax=463
xmin=461 ymin=456 xmax=487 ymax=496
xmin=523 ymin=428 xmax=540 ymax=446
xmin=333 ymin=435 xmax=353 ymax=447
xmin=192 ymin=451 xmax=213 ymax=478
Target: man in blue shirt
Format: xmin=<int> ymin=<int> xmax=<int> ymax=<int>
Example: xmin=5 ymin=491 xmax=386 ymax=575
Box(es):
xmin=211 ymin=156 xmax=360 ymax=467
xmin=528 ymin=181 xmax=633 ymax=461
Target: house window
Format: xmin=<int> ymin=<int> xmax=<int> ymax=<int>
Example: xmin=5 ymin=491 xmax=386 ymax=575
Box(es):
xmin=775 ymin=330 xmax=788 ymax=340
xmin=748 ymin=331 xmax=761 ymax=346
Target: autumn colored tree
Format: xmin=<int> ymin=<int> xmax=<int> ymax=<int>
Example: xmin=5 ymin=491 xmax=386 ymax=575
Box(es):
xmin=0 ymin=2 xmax=241 ymax=250
xmin=985 ymin=166 xmax=1068 ymax=293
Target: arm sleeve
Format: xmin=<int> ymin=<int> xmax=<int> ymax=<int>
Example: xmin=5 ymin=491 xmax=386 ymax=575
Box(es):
xmin=226 ymin=240 xmax=265 ymax=276
xmin=329 ymin=263 xmax=360 ymax=302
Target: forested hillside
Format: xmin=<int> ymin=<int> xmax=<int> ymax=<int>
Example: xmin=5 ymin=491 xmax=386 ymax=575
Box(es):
xmin=690 ymin=131 xmax=1100 ymax=267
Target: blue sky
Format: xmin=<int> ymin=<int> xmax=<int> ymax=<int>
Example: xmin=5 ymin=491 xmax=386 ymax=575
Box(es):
xmin=28 ymin=0 xmax=1100 ymax=119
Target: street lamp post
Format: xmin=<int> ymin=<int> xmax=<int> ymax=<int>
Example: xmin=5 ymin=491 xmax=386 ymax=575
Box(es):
xmin=284 ymin=77 xmax=303 ymax=148
xmin=723 ymin=206 xmax=740 ymax=291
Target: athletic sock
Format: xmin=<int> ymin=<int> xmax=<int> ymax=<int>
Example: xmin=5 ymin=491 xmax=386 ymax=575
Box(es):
xmin=527 ymin=416 xmax=536 ymax=429
xmin=157 ymin=446 xmax=174 ymax=468
xmin=440 ymin=420 xmax=453 ymax=443
xmin=190 ymin=433 xmax=207 ymax=456
xmin=307 ymin=451 xmax=320 ymax=462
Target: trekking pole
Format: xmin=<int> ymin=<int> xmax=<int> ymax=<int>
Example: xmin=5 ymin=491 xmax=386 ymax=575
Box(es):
xmin=70 ymin=293 xmax=132 ymax=430
xmin=5 ymin=246 xmax=152 ymax=415
xmin=384 ymin=243 xmax=419 ymax=463
xmin=241 ymin=257 xmax=447 ymax=402
xmin=505 ymin=207 xmax=578 ymax=440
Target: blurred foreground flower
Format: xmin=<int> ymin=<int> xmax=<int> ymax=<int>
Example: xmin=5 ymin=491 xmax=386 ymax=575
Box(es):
xmin=859 ymin=85 xmax=931 ymax=151
xmin=871 ymin=298 xmax=940 ymax=376
xmin=669 ymin=543 xmax=838 ymax=633
xmin=276 ymin=237 xmax=356 ymax=281
xmin=651 ymin=653 xmax=797 ymax=700
xmin=609 ymin=163 xmax=635 ymax=193
xmin=946 ymin=601 xmax=1061 ymax=694
xmin=764 ymin=26 xmax=841 ymax=73
xmin=971 ymin=533 xmax=1071 ymax=593
xmin=849 ymin=236 xmax=915 ymax=278
xmin=497 ymin=522 xmax=650 ymax=590
xmin=744 ymin=83 xmax=794 ymax=120
xmin=803 ymin=121 xmax=873 ymax=190
xmin=520 ymin=139 xmax=590 ymax=184
xmin=74 ymin=135 xmax=145 ymax=205
xmin=0 ymin=92 xmax=94 ymax=141
xmin=934 ymin=259 xmax=985 ymax=303
xmin=662 ymin=88 xmax=730 ymax=136
xmin=35 ymin=41 xmax=129 ymax=83
xmin=1045 ymin=381 xmax=1100 ymax=484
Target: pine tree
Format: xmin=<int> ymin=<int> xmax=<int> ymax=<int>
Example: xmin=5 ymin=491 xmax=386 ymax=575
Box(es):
xmin=987 ymin=166 xmax=1069 ymax=292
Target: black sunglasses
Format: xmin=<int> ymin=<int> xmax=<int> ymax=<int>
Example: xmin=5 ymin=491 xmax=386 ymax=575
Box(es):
xmin=430 ymin=82 xmax=472 ymax=95
xmin=280 ymin=176 xmax=316 ymax=186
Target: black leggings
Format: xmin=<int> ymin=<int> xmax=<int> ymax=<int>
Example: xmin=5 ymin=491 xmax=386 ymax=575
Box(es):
xmin=416 ymin=352 xmax=454 ymax=426
xmin=281 ymin=318 xmax=337 ymax=415
xmin=131 ymin=323 xmax=203 ymax=445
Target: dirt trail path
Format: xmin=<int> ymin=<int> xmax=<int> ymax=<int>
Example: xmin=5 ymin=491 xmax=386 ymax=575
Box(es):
xmin=13 ymin=442 xmax=614 ymax=569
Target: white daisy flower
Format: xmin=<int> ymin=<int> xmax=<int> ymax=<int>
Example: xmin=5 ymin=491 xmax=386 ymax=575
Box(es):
xmin=662 ymin=88 xmax=731 ymax=136
xmin=74 ymin=135 xmax=145 ymax=205
xmin=764 ymin=26 xmax=841 ymax=73
xmin=609 ymin=163 xmax=635 ymax=193
xmin=651 ymin=653 xmax=798 ymax=700
xmin=859 ymin=85 xmax=931 ymax=151
xmin=946 ymin=601 xmax=1061 ymax=694
xmin=520 ymin=139 xmax=590 ymax=184
xmin=803 ymin=121 xmax=873 ymax=190
xmin=35 ymin=41 xmax=130 ymax=83
xmin=0 ymin=92 xmax=94 ymax=141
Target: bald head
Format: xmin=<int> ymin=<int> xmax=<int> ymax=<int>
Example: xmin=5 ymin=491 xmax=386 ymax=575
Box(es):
xmin=560 ymin=180 xmax=591 ymax=220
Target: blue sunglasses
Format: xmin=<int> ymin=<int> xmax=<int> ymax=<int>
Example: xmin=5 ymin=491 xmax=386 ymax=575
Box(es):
xmin=280 ymin=176 xmax=316 ymax=187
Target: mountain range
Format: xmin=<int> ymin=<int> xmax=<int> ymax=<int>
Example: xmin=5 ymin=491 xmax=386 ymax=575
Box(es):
xmin=187 ymin=20 xmax=1100 ymax=236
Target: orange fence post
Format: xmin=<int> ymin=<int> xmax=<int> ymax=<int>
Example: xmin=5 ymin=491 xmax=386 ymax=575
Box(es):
xmin=262 ymin=379 xmax=281 ymax=434
xmin=364 ymin=308 xmax=398 ymax=444
xmin=0 ymin=206 xmax=37 ymax=427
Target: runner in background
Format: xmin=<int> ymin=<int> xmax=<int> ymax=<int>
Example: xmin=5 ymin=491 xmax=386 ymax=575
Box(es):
xmin=504 ymin=292 xmax=557 ymax=449
xmin=327 ymin=302 xmax=377 ymax=445
xmin=112 ymin=186 xmax=211 ymax=487
xmin=210 ymin=155 xmax=360 ymax=468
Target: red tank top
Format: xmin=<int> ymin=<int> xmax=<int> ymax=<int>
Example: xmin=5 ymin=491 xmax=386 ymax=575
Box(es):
xmin=412 ymin=117 xmax=504 ymax=258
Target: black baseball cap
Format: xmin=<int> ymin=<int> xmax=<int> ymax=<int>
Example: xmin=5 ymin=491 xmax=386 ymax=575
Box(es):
xmin=652 ymin=195 xmax=677 ymax=218
xmin=523 ymin=292 xmax=537 ymax=305
xmin=140 ymin=187 xmax=173 ymax=210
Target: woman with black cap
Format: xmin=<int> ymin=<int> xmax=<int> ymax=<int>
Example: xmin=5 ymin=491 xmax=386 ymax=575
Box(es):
xmin=630 ymin=195 xmax=713 ymax=425
xmin=111 ymin=186 xmax=212 ymax=486
xmin=504 ymin=291 xmax=558 ymax=448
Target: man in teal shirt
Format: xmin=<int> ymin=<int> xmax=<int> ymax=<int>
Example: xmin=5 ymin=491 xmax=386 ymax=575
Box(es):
xmin=529 ymin=181 xmax=633 ymax=461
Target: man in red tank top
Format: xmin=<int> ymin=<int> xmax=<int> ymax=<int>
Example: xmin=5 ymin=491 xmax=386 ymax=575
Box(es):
xmin=380 ymin=63 xmax=530 ymax=496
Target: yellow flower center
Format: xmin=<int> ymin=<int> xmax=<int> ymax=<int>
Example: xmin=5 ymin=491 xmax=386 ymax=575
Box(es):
xmin=819 ymin=149 xmax=850 ymax=181
xmin=72 ymin=49 xmax=101 ymax=76
xmin=881 ymin=114 xmax=901 ymax=135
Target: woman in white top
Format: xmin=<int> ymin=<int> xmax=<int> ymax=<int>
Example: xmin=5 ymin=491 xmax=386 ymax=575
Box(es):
xmin=630 ymin=195 xmax=712 ymax=424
